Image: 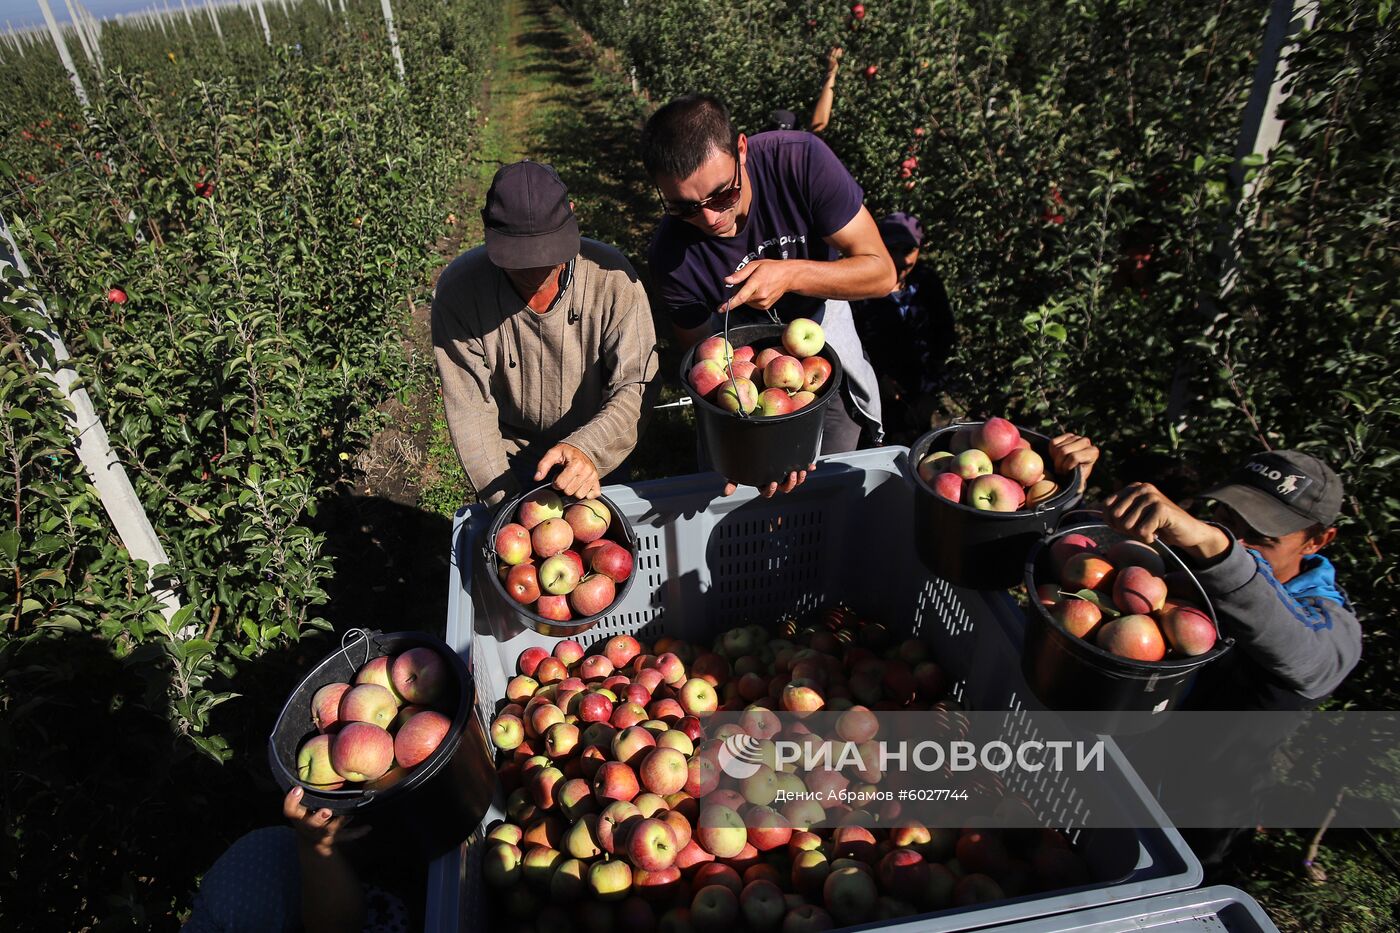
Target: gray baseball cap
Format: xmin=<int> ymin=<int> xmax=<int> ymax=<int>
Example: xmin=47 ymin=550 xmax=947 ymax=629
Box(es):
xmin=482 ymin=161 xmax=580 ymax=269
xmin=1202 ymin=450 xmax=1343 ymax=537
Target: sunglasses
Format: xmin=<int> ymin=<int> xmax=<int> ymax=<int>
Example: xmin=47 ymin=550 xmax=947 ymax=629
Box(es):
xmin=658 ymin=156 xmax=742 ymax=219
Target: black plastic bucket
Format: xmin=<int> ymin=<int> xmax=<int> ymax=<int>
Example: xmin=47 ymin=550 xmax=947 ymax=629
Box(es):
xmin=1021 ymin=522 xmax=1232 ymax=734
xmin=908 ymin=423 xmax=1083 ymax=589
xmin=680 ymin=323 xmax=844 ymax=488
xmin=268 ymin=629 xmax=494 ymax=859
xmin=483 ymin=484 xmax=638 ymax=638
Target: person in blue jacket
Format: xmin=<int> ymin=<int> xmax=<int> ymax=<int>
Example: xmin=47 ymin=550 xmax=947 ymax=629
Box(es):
xmin=1103 ymin=449 xmax=1362 ymax=879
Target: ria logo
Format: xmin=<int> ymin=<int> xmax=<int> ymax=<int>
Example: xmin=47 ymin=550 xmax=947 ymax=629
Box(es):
xmin=718 ymin=733 xmax=766 ymax=779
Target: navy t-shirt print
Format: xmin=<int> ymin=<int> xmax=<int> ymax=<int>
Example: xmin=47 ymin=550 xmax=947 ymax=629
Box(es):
xmin=648 ymin=131 xmax=865 ymax=329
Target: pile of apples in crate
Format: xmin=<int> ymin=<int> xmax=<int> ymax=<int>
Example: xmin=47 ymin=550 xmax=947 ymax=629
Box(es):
xmin=496 ymin=490 xmax=634 ymax=621
xmin=688 ymin=318 xmax=832 ymax=416
xmin=297 ymin=647 xmax=453 ymax=789
xmin=482 ymin=608 xmax=1090 ymax=931
xmin=1037 ymin=533 xmax=1218 ymax=662
xmin=915 ymin=417 xmax=1064 ymax=512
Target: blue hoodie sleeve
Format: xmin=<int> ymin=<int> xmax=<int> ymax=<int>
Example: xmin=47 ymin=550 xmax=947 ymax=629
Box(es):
xmin=1189 ymin=538 xmax=1362 ymax=700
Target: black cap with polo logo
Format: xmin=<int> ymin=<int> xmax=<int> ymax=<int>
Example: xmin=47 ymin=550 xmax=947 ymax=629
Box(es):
xmin=1202 ymin=450 xmax=1344 ymax=537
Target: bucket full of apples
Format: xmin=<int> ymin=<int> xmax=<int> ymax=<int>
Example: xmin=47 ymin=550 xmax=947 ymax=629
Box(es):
xmin=1021 ymin=522 xmax=1232 ymax=733
xmin=268 ymin=629 xmax=495 ymax=859
xmin=486 ymin=485 xmax=639 ymax=637
xmin=681 ymin=319 xmax=843 ymax=489
xmin=909 ymin=419 xmax=1084 ymax=589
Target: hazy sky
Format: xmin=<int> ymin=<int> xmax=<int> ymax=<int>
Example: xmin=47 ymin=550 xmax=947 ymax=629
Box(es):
xmin=0 ymin=0 xmax=238 ymax=31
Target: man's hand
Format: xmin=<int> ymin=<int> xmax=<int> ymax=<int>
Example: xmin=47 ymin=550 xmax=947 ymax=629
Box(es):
xmin=722 ymin=464 xmax=815 ymax=499
xmin=1049 ymin=433 xmax=1100 ymax=490
xmin=826 ymin=46 xmax=844 ymax=71
xmin=284 ymin=786 xmax=369 ymax=857
xmin=1103 ymin=482 xmax=1231 ymax=562
xmin=721 ymin=260 xmax=795 ymax=315
xmin=535 ymin=443 xmax=601 ymax=499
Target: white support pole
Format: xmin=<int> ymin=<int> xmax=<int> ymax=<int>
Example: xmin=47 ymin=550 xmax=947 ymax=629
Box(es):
xmin=380 ymin=0 xmax=405 ymax=80
xmin=1167 ymin=0 xmax=1320 ymax=424
xmin=37 ymin=0 xmax=89 ymax=110
xmin=254 ymin=0 xmax=272 ymax=45
xmin=61 ymin=0 xmax=96 ymax=70
xmin=80 ymin=3 xmax=104 ymax=70
xmin=0 ymin=214 xmax=183 ymax=623
xmin=205 ymin=0 xmax=226 ymax=48
xmin=179 ymin=0 xmax=195 ymax=30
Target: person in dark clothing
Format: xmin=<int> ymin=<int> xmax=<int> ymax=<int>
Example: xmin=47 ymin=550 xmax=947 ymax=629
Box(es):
xmin=642 ymin=94 xmax=896 ymax=497
xmin=1104 ymin=449 xmax=1362 ymax=879
xmin=852 ymin=212 xmax=955 ymax=443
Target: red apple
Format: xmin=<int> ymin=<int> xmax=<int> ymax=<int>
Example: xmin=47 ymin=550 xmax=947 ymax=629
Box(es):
xmin=588 ymin=858 xmax=633 ymax=902
xmin=535 ymin=656 xmax=569 ymax=685
xmin=613 ymin=724 xmax=657 ymax=765
xmin=691 ymin=883 xmax=739 ymax=931
xmin=311 ymin=682 xmax=350 ymax=733
xmin=933 ymin=471 xmax=963 ymax=502
xmin=506 ymin=563 xmax=542 ymax=604
xmin=1050 ymin=533 xmax=1101 ymax=574
xmin=566 ymin=499 xmax=612 ymax=544
xmin=1096 ymin=614 xmax=1167 ymax=661
xmin=763 ymin=356 xmax=804 ymax=391
xmin=598 ymin=800 xmax=644 ymax=854
xmin=1061 ymin=553 xmax=1115 ymax=590
xmin=495 ymin=523 xmax=532 ymax=565
xmin=297 ymin=733 xmax=344 ymax=788
xmin=1106 ymin=539 xmax=1167 ymax=576
xmin=968 ymin=474 xmax=1026 ymax=511
xmin=715 ymin=375 xmax=759 ymax=414
xmin=532 ymin=517 xmax=574 ymax=559
xmin=517 ymin=646 xmax=549 ymax=677
xmin=572 ymin=574 xmax=618 ymax=617
xmin=998 ymin=447 xmax=1045 ymax=486
xmin=330 ymin=721 xmax=394 ymax=782
xmin=554 ymin=639 xmax=585 ymax=666
xmin=395 ymin=709 xmax=451 ymax=768
xmin=491 ymin=713 xmax=524 ymax=750
xmin=800 ymin=355 xmax=833 ymax=393
xmin=1112 ymin=566 xmax=1168 ymax=615
xmin=823 ymin=864 xmax=878 ymax=925
xmin=696 ymin=335 xmax=733 ymax=363
xmin=339 ymin=683 xmax=398 ymax=729
xmin=629 ymin=817 xmax=680 ymax=871
xmin=639 ymin=746 xmax=689 ymax=796
xmin=603 ymin=634 xmax=642 ymax=670
xmin=482 ymin=842 xmax=523 ymax=887
xmin=972 ymin=417 xmax=1021 ymax=461
xmin=696 ymin=805 xmax=747 ymax=858
xmin=594 ymin=760 xmax=641 ymax=804
xmin=536 ymin=595 xmax=572 ymax=621
xmin=579 ymin=692 xmax=615 ymax=724
xmin=1160 ymin=604 xmax=1217 ymax=656
xmin=517 ymin=488 xmax=565 ymax=529
xmin=1052 ymin=598 xmax=1103 ymax=639
xmin=1025 ymin=479 xmax=1060 ymax=507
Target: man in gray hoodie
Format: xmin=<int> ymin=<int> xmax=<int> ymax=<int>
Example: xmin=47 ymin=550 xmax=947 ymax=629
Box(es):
xmin=1104 ymin=449 xmax=1361 ymax=711
xmin=1103 ymin=450 xmax=1362 ymax=878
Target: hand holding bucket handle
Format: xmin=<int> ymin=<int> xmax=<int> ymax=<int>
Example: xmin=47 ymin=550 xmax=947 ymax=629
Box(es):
xmin=714 ymin=293 xmax=812 ymax=498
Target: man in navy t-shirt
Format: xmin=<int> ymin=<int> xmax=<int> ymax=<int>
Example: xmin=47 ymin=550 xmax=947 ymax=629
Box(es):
xmin=642 ymin=94 xmax=895 ymax=496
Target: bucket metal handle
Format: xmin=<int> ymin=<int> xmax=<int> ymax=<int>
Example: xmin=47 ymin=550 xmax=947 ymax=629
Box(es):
xmin=1047 ymin=516 xmax=1232 ymax=639
xmin=717 ymin=290 xmax=782 ymax=421
xmin=338 ymin=627 xmax=374 ymax=670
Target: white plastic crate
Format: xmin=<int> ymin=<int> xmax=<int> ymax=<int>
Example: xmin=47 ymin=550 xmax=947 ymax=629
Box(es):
xmin=425 ymin=448 xmax=1202 ymax=932
xmin=982 ymin=885 xmax=1279 ymax=932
